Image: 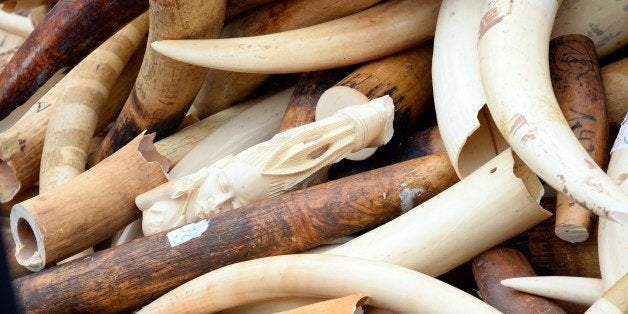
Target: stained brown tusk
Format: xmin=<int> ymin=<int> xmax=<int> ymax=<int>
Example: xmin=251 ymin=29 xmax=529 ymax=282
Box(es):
xmin=275 ymin=295 xmax=369 ymax=314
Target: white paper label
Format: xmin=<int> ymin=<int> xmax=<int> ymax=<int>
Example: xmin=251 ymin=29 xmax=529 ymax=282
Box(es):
xmin=611 ymin=114 xmax=628 ymax=153
xmin=166 ymin=219 xmax=210 ymax=247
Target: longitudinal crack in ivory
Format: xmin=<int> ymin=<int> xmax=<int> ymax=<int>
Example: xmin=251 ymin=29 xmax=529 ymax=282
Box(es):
xmin=478 ymin=0 xmax=628 ymax=224
xmin=137 ymin=96 xmax=395 ymax=235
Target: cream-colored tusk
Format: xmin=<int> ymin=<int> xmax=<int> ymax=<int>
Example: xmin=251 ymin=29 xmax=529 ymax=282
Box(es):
xmin=324 ymin=149 xmax=549 ymax=276
xmin=478 ymin=0 xmax=628 ymax=224
xmin=598 ymin=114 xmax=628 ymax=290
xmin=585 ymin=274 xmax=628 ymax=314
xmin=432 ymin=0 xmax=508 ymax=178
xmin=137 ymin=96 xmax=394 ymax=235
xmin=552 ymin=0 xmax=628 ymax=59
xmin=139 ymin=254 xmax=501 ymax=313
xmin=168 ymin=87 xmax=293 ymax=179
xmin=602 ymin=57 xmax=628 ymax=126
xmin=0 ymin=11 xmax=33 ymax=38
xmin=151 ymin=0 xmax=441 ymax=74
xmin=501 ymin=276 xmax=604 ymax=305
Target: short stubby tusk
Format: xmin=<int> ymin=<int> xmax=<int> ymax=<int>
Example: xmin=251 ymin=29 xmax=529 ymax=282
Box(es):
xmin=501 ymin=276 xmax=604 ymax=305
xmin=151 ymin=0 xmax=441 ymax=74
xmin=478 ymin=0 xmax=628 ymax=224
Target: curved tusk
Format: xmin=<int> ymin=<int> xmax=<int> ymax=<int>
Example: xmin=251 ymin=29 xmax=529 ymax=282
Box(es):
xmin=325 ymin=149 xmax=550 ymax=276
xmin=137 ymin=96 xmax=394 ymax=235
xmin=585 ymin=274 xmax=628 ymax=314
xmin=478 ymin=0 xmax=628 ymax=224
xmin=432 ymin=0 xmax=508 ymax=178
xmin=151 ymin=0 xmax=441 ymax=74
xmin=598 ymin=114 xmax=628 ymax=290
xmin=552 ymin=0 xmax=628 ymax=59
xmin=501 ymin=276 xmax=604 ymax=305
xmin=0 ymin=0 xmax=148 ymax=121
xmin=168 ymin=87 xmax=293 ymax=179
xmin=139 ymin=254 xmax=501 ymax=314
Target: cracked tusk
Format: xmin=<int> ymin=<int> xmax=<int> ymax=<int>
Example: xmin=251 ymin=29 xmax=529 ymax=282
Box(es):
xmin=151 ymin=0 xmax=441 ymax=74
xmin=501 ymin=276 xmax=604 ymax=305
xmin=478 ymin=0 xmax=628 ymax=224
xmin=139 ymin=254 xmax=501 ymax=314
xmin=432 ymin=0 xmax=508 ymax=178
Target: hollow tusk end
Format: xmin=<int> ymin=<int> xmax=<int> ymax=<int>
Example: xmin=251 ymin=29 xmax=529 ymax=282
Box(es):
xmin=10 ymin=204 xmax=46 ymax=271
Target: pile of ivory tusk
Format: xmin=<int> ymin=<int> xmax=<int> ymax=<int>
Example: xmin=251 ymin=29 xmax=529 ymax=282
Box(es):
xmin=0 ymin=0 xmax=626 ymax=313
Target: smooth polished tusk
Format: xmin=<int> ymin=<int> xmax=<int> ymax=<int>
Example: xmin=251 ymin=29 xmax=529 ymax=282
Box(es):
xmin=168 ymin=87 xmax=293 ymax=179
xmin=152 ymin=0 xmax=440 ymax=74
xmin=139 ymin=254 xmax=501 ymax=314
xmin=433 ymin=0 xmax=508 ymax=178
xmin=478 ymin=0 xmax=628 ymax=224
xmin=137 ymin=96 xmax=394 ymax=235
xmin=325 ymin=149 xmax=550 ymax=276
xmin=552 ymin=0 xmax=628 ymax=59
xmin=585 ymin=274 xmax=628 ymax=314
xmin=501 ymin=276 xmax=604 ymax=305
xmin=598 ymin=114 xmax=628 ymax=290
xmin=0 ymin=11 xmax=34 ymax=38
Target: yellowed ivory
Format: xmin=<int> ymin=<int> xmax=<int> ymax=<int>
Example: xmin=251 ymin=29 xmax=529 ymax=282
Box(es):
xmin=0 ymin=11 xmax=33 ymax=38
xmin=478 ymin=0 xmax=628 ymax=224
xmin=552 ymin=0 xmax=628 ymax=58
xmin=432 ymin=0 xmax=508 ymax=178
xmin=324 ymin=149 xmax=549 ymax=277
xmin=137 ymin=96 xmax=395 ymax=235
xmin=598 ymin=114 xmax=628 ymax=289
xmin=139 ymin=254 xmax=501 ymax=313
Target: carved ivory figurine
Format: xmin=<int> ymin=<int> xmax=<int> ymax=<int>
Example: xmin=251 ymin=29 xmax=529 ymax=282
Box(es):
xmin=136 ymin=95 xmax=394 ymax=235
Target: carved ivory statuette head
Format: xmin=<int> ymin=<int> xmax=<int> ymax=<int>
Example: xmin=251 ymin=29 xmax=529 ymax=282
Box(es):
xmin=137 ymin=95 xmax=395 ymax=235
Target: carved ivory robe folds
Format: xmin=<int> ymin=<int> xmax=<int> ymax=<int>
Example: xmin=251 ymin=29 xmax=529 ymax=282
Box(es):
xmin=137 ymin=95 xmax=395 ymax=235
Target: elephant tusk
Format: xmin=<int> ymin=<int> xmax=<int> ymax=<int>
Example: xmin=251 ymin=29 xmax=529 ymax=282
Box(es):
xmin=585 ymin=274 xmax=628 ymax=314
xmin=151 ymin=0 xmax=441 ymax=74
xmin=501 ymin=276 xmax=604 ymax=305
xmin=478 ymin=0 xmax=628 ymax=224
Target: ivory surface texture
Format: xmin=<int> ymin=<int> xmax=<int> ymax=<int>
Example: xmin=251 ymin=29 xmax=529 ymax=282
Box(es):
xmin=433 ymin=0 xmax=508 ymax=178
xmin=599 ymin=114 xmax=628 ymax=289
xmin=39 ymin=14 xmax=149 ymax=193
xmin=10 ymin=133 xmax=168 ymax=271
xmin=191 ymin=0 xmax=380 ymax=118
xmin=602 ymin=58 xmax=627 ymax=126
xmin=0 ymin=11 xmax=33 ymax=38
xmin=88 ymin=0 xmax=226 ymax=166
xmin=0 ymin=0 xmax=148 ymax=121
xmin=138 ymin=96 xmax=394 ymax=235
xmin=169 ymin=87 xmax=293 ymax=179
xmin=552 ymin=0 xmax=628 ymax=58
xmin=151 ymin=0 xmax=440 ymax=74
xmin=478 ymin=0 xmax=628 ymax=224
xmin=140 ymin=254 xmax=501 ymax=314
xmin=472 ymin=248 xmax=566 ymax=313
xmin=550 ymin=34 xmax=609 ymax=243
xmin=325 ymin=149 xmax=550 ymax=276
xmin=501 ymin=276 xmax=604 ymax=305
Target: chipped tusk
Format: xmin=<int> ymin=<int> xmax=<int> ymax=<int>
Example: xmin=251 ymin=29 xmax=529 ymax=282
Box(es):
xmin=478 ymin=0 xmax=628 ymax=224
xmin=501 ymin=276 xmax=604 ymax=305
xmin=151 ymin=0 xmax=440 ymax=74
xmin=325 ymin=149 xmax=550 ymax=276
xmin=140 ymin=254 xmax=501 ymax=313
xmin=433 ymin=0 xmax=508 ymax=178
